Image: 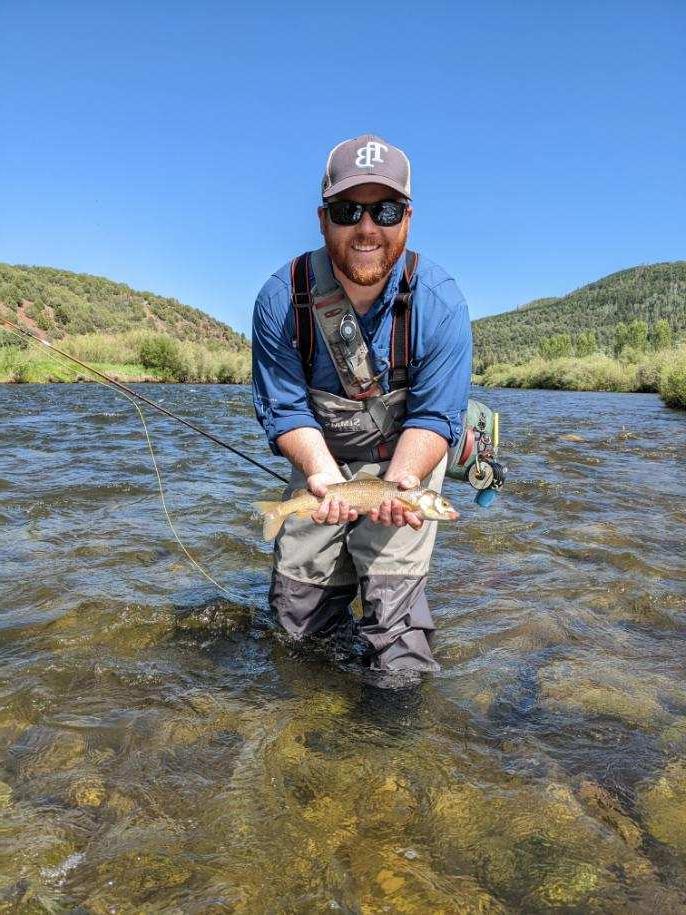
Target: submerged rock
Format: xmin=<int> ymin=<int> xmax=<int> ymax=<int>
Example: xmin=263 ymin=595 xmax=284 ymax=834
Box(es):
xmin=353 ymin=842 xmax=506 ymax=914
xmin=6 ymin=726 xmax=88 ymax=778
xmin=0 ymin=780 xmax=12 ymax=808
xmin=67 ymin=775 xmax=107 ymax=808
xmin=524 ymin=861 xmax=600 ymax=908
xmin=577 ymin=780 xmax=643 ymax=849
xmin=429 ymin=777 xmax=657 ymax=907
xmin=539 ymin=660 xmax=672 ymax=730
xmin=365 ymin=775 xmax=417 ymax=829
xmin=638 ymin=760 xmax=686 ymax=856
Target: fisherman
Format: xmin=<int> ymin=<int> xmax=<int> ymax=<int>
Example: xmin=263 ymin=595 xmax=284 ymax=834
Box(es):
xmin=252 ymin=135 xmax=472 ymax=673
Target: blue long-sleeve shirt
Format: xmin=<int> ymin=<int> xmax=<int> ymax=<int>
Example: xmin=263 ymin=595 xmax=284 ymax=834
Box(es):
xmin=252 ymin=250 xmax=472 ymax=456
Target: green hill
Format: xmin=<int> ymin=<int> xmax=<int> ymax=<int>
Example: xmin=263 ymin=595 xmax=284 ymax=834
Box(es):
xmin=0 ymin=263 xmax=251 ymax=383
xmin=0 ymin=263 xmax=248 ymax=350
xmin=473 ymin=261 xmax=686 ymax=371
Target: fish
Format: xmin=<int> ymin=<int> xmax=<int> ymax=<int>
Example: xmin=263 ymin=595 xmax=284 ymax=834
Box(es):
xmin=253 ymin=472 xmax=459 ymax=540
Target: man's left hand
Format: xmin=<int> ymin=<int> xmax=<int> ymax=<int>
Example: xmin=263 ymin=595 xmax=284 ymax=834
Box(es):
xmin=368 ymin=474 xmax=424 ymax=530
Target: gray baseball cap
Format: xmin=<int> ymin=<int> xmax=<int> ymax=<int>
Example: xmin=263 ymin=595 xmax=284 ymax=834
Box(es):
xmin=321 ymin=134 xmax=412 ymax=200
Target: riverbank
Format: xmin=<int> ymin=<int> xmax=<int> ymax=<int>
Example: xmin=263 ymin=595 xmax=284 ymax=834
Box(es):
xmin=473 ymin=346 xmax=686 ymax=409
xmin=3 ymin=329 xmax=685 ymax=411
xmin=0 ymin=330 xmax=251 ymax=384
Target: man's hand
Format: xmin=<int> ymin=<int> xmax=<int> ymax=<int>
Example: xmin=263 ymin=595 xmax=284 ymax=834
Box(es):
xmin=308 ymin=471 xmax=359 ymax=526
xmin=368 ymin=474 xmax=424 ymax=530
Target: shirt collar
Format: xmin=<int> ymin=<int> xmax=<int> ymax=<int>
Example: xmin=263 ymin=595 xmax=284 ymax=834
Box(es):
xmin=383 ymin=252 xmax=406 ymax=304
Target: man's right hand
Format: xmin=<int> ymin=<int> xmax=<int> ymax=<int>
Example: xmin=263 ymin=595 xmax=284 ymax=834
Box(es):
xmin=307 ymin=471 xmax=359 ymax=526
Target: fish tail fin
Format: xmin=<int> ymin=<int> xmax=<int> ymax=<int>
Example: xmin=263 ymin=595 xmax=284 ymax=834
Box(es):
xmin=252 ymin=500 xmax=286 ymax=540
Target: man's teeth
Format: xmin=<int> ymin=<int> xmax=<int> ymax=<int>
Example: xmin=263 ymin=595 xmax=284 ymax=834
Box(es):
xmin=352 ymin=243 xmax=380 ymax=252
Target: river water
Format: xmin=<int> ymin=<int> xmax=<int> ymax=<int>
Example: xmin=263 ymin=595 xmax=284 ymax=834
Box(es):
xmin=1 ymin=383 xmax=685 ymax=913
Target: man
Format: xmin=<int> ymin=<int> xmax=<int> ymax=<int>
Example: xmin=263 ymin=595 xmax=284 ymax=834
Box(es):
xmin=252 ymin=134 xmax=472 ymax=673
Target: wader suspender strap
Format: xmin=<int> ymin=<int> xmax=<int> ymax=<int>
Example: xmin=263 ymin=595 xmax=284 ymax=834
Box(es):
xmin=390 ymin=250 xmax=419 ymax=391
xmin=291 ymin=253 xmax=315 ymax=383
xmin=291 ymin=249 xmax=419 ymax=390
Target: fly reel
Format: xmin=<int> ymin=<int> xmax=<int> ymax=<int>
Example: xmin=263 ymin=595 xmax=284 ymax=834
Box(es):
xmin=447 ymin=400 xmax=507 ymax=508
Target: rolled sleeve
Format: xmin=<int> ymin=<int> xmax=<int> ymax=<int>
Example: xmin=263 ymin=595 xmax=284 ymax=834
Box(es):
xmin=404 ymin=280 xmax=472 ymax=447
xmin=251 ymin=281 xmax=321 ymax=455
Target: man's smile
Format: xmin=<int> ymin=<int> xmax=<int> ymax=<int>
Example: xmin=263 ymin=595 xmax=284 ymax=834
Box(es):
xmin=351 ymin=242 xmax=381 ymax=252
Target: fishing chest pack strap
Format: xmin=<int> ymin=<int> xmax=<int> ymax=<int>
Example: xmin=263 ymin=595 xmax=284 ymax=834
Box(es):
xmin=291 ymin=248 xmax=419 ymax=393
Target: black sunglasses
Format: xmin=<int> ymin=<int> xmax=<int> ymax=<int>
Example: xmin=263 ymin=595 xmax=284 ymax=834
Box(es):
xmin=324 ymin=199 xmax=407 ymax=227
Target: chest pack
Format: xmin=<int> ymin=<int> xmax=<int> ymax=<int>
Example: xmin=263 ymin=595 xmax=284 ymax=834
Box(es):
xmin=290 ymin=247 xmax=506 ymax=503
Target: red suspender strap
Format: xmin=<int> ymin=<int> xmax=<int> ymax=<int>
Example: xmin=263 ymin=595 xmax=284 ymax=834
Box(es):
xmin=390 ymin=250 xmax=419 ymax=391
xmin=291 ymin=252 xmax=314 ymax=382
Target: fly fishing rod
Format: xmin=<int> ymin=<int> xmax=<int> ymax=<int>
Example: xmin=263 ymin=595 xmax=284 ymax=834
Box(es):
xmin=1 ymin=316 xmax=289 ymax=485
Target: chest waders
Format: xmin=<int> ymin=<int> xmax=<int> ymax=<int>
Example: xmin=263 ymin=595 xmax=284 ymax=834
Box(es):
xmin=291 ymin=247 xmax=506 ymax=505
xmin=271 ymin=247 xmax=498 ymax=675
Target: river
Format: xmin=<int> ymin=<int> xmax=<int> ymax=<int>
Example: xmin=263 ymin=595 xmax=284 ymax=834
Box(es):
xmin=1 ymin=383 xmax=685 ymax=912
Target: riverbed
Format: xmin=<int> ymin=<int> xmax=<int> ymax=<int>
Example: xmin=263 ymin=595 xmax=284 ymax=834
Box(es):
xmin=1 ymin=384 xmax=685 ymax=912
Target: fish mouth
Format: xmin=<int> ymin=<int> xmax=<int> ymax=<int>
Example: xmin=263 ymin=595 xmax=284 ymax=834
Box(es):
xmin=447 ymin=510 xmax=459 ymax=521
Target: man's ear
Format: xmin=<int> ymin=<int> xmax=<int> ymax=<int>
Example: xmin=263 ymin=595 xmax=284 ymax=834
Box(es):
xmin=317 ymin=206 xmax=327 ymax=236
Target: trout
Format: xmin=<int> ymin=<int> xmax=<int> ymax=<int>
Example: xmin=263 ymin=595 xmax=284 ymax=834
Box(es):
xmin=253 ymin=472 xmax=459 ymax=540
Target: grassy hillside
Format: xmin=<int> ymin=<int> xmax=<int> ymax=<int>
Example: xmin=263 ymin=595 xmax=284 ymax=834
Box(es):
xmin=0 ymin=263 xmax=251 ymax=383
xmin=0 ymin=263 xmax=248 ymax=349
xmin=473 ymin=261 xmax=686 ymax=371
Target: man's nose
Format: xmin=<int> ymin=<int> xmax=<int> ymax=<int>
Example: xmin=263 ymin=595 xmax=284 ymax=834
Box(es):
xmin=357 ymin=210 xmax=377 ymax=231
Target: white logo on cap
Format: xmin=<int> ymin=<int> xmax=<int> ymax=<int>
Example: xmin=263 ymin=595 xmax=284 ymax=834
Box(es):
xmin=355 ymin=141 xmax=388 ymax=169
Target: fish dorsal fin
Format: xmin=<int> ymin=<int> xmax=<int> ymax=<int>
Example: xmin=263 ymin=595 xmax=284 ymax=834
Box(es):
xmin=355 ymin=471 xmax=380 ymax=481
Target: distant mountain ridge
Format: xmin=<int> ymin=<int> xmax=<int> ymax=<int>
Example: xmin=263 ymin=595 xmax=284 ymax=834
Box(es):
xmin=473 ymin=261 xmax=686 ymax=370
xmin=0 ymin=263 xmax=248 ymax=351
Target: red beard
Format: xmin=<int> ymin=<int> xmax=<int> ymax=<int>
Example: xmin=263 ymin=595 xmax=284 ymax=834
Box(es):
xmin=323 ymin=221 xmax=409 ymax=287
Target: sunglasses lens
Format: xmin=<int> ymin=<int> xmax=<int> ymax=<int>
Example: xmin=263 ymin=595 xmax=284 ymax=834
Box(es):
xmin=372 ymin=202 xmax=406 ymax=226
xmin=328 ymin=202 xmax=362 ymax=225
xmin=327 ymin=200 xmax=406 ymax=226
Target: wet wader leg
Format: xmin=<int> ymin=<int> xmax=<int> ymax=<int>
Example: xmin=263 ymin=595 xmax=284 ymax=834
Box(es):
xmin=358 ymin=575 xmax=439 ymax=672
xmin=346 ymin=456 xmax=447 ymax=673
xmin=270 ymin=468 xmax=358 ymax=642
xmin=269 ymin=572 xmax=358 ymax=640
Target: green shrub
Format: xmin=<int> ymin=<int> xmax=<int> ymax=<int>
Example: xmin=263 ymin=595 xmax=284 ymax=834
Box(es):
xmin=539 ymin=333 xmax=573 ymax=360
xmin=137 ymin=334 xmax=188 ymax=381
xmin=576 ymin=331 xmax=597 ymax=357
xmin=481 ymin=355 xmax=635 ymax=392
xmin=0 ymin=329 xmax=27 ymax=349
xmin=658 ymin=348 xmax=686 ymax=409
xmin=619 ymin=346 xmax=646 ymax=365
xmin=626 ymin=319 xmax=649 ymax=351
xmin=653 ymin=319 xmax=673 ymax=350
xmin=635 ymin=350 xmax=673 ymax=392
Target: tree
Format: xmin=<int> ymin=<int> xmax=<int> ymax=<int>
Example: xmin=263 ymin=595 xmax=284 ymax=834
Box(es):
xmin=539 ymin=333 xmax=573 ymax=360
xmin=626 ymin=319 xmax=648 ymax=352
xmin=653 ymin=319 xmax=672 ymax=350
xmin=614 ymin=322 xmax=629 ymax=357
xmin=576 ymin=331 xmax=597 ymax=357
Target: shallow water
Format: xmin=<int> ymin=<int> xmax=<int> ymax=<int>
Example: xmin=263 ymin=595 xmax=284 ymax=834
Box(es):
xmin=1 ymin=383 xmax=685 ymax=913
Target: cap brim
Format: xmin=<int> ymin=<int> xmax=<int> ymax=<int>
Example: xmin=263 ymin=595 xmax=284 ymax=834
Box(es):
xmin=323 ymin=174 xmax=411 ymax=200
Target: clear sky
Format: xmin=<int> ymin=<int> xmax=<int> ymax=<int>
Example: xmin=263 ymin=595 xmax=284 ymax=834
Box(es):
xmin=2 ymin=0 xmax=684 ymax=335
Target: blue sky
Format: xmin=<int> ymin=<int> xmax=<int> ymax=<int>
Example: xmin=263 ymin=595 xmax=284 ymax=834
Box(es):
xmin=1 ymin=0 xmax=684 ymax=335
